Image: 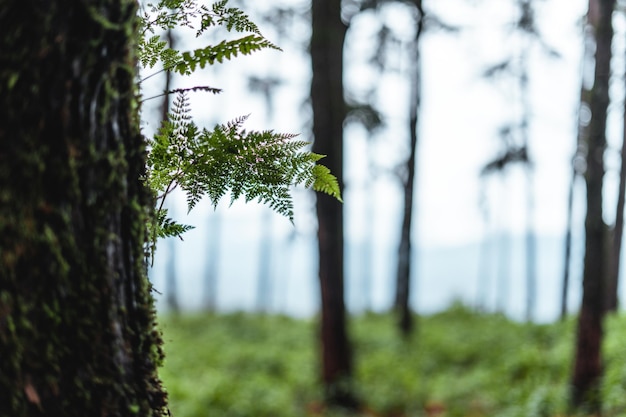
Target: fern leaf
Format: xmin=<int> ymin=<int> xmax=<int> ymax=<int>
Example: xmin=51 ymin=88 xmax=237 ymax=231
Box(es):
xmin=312 ymin=164 xmax=343 ymax=202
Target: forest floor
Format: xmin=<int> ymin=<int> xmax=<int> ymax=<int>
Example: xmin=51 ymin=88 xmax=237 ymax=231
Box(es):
xmin=158 ymin=304 xmax=626 ymax=417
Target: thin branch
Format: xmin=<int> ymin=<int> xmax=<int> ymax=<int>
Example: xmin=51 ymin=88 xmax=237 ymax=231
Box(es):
xmin=141 ymin=86 xmax=223 ymax=103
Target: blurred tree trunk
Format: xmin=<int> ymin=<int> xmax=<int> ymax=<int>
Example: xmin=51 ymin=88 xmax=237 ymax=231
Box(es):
xmin=561 ymin=166 xmax=576 ymax=320
xmin=517 ymin=4 xmax=536 ymax=321
xmin=571 ymin=0 xmax=614 ymax=411
xmin=162 ymin=27 xmax=180 ymax=314
xmin=395 ymin=0 xmax=424 ymax=337
xmin=203 ymin=213 xmax=221 ymax=312
xmin=311 ymin=0 xmax=356 ymax=408
xmin=361 ymin=176 xmax=374 ymax=312
xmin=256 ymin=209 xmax=273 ymax=313
xmin=0 ymin=1 xmax=169 ymax=416
xmin=165 ymin=234 xmax=180 ymax=313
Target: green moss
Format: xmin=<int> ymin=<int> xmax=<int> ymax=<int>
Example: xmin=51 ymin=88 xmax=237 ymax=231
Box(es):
xmin=1 ymin=0 xmax=169 ymax=415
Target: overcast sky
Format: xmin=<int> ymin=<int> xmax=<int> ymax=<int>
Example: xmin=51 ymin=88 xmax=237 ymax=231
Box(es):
xmin=143 ymin=0 xmax=626 ymax=320
xmin=141 ymin=0 xmax=602 ymax=248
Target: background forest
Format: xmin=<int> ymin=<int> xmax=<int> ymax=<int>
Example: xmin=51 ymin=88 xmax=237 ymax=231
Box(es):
xmin=145 ymin=0 xmax=625 ymax=415
xmin=147 ymin=0 xmax=589 ymax=321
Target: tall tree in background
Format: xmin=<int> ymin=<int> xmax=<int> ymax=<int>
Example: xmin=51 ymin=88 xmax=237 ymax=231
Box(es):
xmin=161 ymin=27 xmax=180 ymax=314
xmin=0 ymin=1 xmax=169 ymax=415
xmin=311 ymin=0 xmax=356 ymax=407
xmin=480 ymin=140 xmax=524 ymax=314
xmin=516 ymin=0 xmax=537 ymax=322
xmin=394 ymin=0 xmax=424 ymax=336
xmin=202 ymin=214 xmax=221 ymax=311
xmin=480 ymin=0 xmax=553 ymax=321
xmin=571 ymin=0 xmax=614 ymax=411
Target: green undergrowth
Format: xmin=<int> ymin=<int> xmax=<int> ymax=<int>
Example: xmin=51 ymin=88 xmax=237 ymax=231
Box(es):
xmin=158 ymin=305 xmax=626 ymax=417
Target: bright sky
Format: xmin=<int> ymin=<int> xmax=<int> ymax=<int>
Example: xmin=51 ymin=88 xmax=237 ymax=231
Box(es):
xmin=140 ymin=0 xmax=603 ymax=250
xmin=343 ymin=0 xmax=590 ymax=248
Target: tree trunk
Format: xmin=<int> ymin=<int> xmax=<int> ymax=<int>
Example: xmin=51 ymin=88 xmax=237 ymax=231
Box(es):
xmin=165 ymin=234 xmax=180 ymax=313
xmin=561 ymin=167 xmax=576 ymax=320
xmin=395 ymin=1 xmax=423 ymax=337
xmin=571 ymin=0 xmax=614 ymax=411
xmin=0 ymin=2 xmax=169 ymax=416
xmin=518 ymin=33 xmax=536 ymax=322
xmin=162 ymin=28 xmax=180 ymax=314
xmin=311 ymin=0 xmax=356 ymax=408
xmin=256 ymin=210 xmax=273 ymax=313
xmin=203 ymin=214 xmax=221 ymax=312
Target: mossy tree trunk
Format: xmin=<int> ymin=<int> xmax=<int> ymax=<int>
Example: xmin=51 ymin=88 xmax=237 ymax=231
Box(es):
xmin=571 ymin=0 xmax=614 ymax=412
xmin=310 ymin=0 xmax=356 ymax=408
xmin=0 ymin=1 xmax=169 ymax=416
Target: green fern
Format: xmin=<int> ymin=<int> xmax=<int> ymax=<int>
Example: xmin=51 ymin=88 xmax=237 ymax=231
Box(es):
xmin=139 ymin=0 xmax=279 ymax=79
xmin=153 ymin=208 xmax=195 ymax=239
xmin=139 ymin=1 xmax=342 ymax=251
xmin=146 ymin=92 xmax=341 ymax=222
xmin=197 ymin=0 xmax=276 ymax=41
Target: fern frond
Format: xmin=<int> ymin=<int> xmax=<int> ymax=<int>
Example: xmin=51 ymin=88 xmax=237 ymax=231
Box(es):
xmin=174 ymin=35 xmax=278 ymax=74
xmin=140 ymin=1 xmax=342 ymax=247
xmin=153 ymin=208 xmax=195 ymax=239
xmin=147 ymin=111 xmax=342 ymax=223
xmin=312 ymin=164 xmax=343 ymax=202
xmin=198 ymin=0 xmax=277 ymax=43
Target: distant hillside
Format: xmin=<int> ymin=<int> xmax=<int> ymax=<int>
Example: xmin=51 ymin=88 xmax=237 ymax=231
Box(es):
xmin=150 ymin=233 xmax=599 ymax=322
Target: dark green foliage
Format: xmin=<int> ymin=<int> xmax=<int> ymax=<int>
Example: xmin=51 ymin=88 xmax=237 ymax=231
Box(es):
xmin=155 ymin=306 xmax=626 ymax=417
xmin=146 ymin=90 xmax=341 ymax=242
xmin=138 ymin=0 xmax=279 ymax=74
xmin=175 ymin=35 xmax=277 ymax=73
xmin=153 ymin=208 xmax=195 ymax=239
xmin=160 ymin=313 xmax=317 ymax=417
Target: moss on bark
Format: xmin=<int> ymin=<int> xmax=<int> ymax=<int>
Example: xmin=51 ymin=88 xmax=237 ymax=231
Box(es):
xmin=0 ymin=1 xmax=169 ymax=416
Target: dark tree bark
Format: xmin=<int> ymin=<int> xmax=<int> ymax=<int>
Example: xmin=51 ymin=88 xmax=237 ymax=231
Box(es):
xmin=0 ymin=2 xmax=169 ymax=416
xmin=571 ymin=0 xmax=614 ymax=411
xmin=395 ymin=0 xmax=424 ymax=337
xmin=310 ymin=0 xmax=356 ymax=408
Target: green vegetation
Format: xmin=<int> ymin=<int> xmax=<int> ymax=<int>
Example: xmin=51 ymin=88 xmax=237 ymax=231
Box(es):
xmin=157 ymin=305 xmax=626 ymax=417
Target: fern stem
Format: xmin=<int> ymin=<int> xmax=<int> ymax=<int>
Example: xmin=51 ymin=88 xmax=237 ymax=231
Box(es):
xmin=157 ymin=175 xmax=180 ymax=214
xmin=138 ymin=68 xmax=168 ymax=85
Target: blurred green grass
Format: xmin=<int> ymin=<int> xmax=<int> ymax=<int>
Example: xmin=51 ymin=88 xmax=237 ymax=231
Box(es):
xmin=158 ymin=304 xmax=626 ymax=417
